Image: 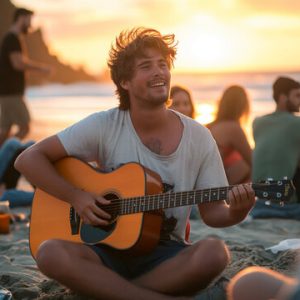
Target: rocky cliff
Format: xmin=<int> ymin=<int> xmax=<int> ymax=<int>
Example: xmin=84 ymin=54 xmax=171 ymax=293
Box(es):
xmin=0 ymin=0 xmax=98 ymax=85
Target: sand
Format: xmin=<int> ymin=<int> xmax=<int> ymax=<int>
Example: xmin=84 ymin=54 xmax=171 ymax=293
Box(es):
xmin=1 ymin=207 xmax=300 ymax=299
xmin=1 ymin=118 xmax=300 ymax=299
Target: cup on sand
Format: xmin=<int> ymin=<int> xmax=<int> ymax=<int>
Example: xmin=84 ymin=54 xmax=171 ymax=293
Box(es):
xmin=0 ymin=201 xmax=10 ymax=234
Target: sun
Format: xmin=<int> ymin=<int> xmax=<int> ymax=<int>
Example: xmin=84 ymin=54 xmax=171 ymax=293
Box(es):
xmin=176 ymin=31 xmax=234 ymax=72
xmin=195 ymin=103 xmax=215 ymax=125
xmin=173 ymin=18 xmax=242 ymax=73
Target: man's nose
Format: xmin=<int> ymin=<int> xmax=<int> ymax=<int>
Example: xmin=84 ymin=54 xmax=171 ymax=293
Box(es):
xmin=153 ymin=64 xmax=164 ymax=75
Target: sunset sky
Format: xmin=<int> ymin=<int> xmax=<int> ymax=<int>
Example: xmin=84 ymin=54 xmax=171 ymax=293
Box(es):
xmin=12 ymin=0 xmax=300 ymax=75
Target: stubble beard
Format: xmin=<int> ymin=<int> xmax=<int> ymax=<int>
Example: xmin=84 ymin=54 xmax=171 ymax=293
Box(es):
xmin=286 ymin=99 xmax=299 ymax=113
xmin=138 ymin=85 xmax=169 ymax=108
xmin=149 ymin=92 xmax=169 ymax=108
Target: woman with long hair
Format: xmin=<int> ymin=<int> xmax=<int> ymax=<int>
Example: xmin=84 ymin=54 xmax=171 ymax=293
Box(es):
xmin=207 ymin=85 xmax=252 ymax=185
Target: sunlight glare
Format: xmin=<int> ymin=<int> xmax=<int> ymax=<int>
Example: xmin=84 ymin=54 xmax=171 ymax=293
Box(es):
xmin=175 ymin=17 xmax=236 ymax=72
xmin=195 ymin=103 xmax=215 ymax=125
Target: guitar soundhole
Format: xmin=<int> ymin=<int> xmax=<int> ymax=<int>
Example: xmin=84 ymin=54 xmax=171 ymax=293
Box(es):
xmin=99 ymin=193 xmax=120 ymax=224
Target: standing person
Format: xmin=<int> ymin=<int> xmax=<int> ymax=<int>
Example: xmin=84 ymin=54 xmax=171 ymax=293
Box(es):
xmin=252 ymin=76 xmax=300 ymax=203
xmin=15 ymin=27 xmax=255 ymax=299
xmin=0 ymin=7 xmax=51 ymax=146
xmin=207 ymin=85 xmax=252 ymax=185
xmin=169 ymin=85 xmax=196 ymax=119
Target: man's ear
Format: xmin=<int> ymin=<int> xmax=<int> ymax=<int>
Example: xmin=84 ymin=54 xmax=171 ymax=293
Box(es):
xmin=120 ymin=80 xmax=129 ymax=90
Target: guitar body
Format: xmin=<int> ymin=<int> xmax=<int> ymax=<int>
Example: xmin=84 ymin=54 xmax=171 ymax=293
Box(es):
xmin=29 ymin=157 xmax=163 ymax=259
xmin=30 ymin=157 xmax=294 ymax=259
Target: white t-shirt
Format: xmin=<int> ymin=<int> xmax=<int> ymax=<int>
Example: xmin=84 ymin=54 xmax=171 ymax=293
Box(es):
xmin=57 ymin=108 xmax=227 ymax=242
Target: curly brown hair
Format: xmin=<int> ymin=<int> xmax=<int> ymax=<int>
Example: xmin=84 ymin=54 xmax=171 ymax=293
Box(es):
xmin=107 ymin=27 xmax=177 ymax=110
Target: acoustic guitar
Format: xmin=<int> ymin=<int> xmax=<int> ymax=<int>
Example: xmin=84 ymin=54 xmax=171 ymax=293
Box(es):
xmin=29 ymin=157 xmax=294 ymax=258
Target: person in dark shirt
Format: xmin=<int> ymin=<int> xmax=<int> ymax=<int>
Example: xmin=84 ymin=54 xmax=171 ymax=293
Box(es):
xmin=0 ymin=8 xmax=51 ymax=146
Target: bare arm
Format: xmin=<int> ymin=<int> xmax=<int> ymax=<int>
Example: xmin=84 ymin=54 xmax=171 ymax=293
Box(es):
xmin=230 ymin=124 xmax=252 ymax=166
xmin=208 ymin=121 xmax=252 ymax=166
xmin=10 ymin=51 xmax=51 ymax=73
xmin=15 ymin=135 xmax=111 ymax=225
xmin=199 ymin=184 xmax=255 ymax=227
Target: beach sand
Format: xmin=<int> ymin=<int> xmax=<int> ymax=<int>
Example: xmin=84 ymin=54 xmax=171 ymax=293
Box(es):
xmin=1 ymin=118 xmax=300 ymax=299
xmin=1 ymin=208 xmax=299 ymax=300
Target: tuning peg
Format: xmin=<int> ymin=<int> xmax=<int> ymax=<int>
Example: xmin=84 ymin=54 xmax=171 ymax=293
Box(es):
xmin=265 ymin=200 xmax=271 ymax=206
xmin=283 ymin=176 xmax=287 ymax=180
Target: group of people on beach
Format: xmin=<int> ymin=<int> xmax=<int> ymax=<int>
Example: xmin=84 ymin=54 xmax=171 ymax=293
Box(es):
xmin=169 ymin=80 xmax=300 ymax=204
xmin=0 ymin=6 xmax=300 ymax=300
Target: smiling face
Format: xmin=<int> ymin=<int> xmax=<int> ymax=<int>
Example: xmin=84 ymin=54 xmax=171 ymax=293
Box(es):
xmin=121 ymin=48 xmax=171 ymax=109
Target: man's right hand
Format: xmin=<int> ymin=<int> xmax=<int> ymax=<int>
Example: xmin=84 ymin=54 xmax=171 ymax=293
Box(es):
xmin=71 ymin=190 xmax=112 ymax=226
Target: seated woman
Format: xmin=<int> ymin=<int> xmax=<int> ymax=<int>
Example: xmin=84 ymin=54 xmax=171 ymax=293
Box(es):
xmin=207 ymin=85 xmax=252 ymax=185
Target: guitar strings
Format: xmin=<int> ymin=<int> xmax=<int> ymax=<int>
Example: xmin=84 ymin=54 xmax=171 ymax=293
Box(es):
xmin=95 ymin=187 xmax=229 ymax=214
xmin=93 ymin=182 xmax=286 ymax=214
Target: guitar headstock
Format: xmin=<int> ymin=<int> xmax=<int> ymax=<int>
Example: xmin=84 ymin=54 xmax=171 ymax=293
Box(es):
xmin=252 ymin=179 xmax=295 ymax=204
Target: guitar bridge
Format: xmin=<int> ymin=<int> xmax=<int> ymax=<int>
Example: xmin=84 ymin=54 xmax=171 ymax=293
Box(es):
xmin=70 ymin=207 xmax=80 ymax=235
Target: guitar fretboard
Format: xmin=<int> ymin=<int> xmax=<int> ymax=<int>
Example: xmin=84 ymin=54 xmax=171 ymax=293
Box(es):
xmin=109 ymin=186 xmax=231 ymax=215
xmin=99 ymin=180 xmax=291 ymax=216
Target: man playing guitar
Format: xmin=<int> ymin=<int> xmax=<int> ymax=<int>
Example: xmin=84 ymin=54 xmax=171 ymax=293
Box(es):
xmin=15 ymin=27 xmax=255 ymax=299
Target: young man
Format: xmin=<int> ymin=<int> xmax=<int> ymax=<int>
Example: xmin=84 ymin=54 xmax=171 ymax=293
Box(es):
xmin=15 ymin=28 xmax=255 ymax=299
xmin=0 ymin=8 xmax=51 ymax=146
xmin=252 ymin=76 xmax=300 ymax=203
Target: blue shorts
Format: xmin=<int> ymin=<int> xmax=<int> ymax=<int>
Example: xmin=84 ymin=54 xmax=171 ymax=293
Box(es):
xmin=87 ymin=240 xmax=188 ymax=279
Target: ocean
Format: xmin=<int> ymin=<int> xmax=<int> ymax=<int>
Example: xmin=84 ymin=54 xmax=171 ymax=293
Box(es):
xmin=25 ymin=71 xmax=300 ymax=145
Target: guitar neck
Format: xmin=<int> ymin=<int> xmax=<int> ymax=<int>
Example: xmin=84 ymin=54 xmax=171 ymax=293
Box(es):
xmin=104 ymin=178 xmax=292 ymax=216
xmin=118 ymin=185 xmax=232 ymax=215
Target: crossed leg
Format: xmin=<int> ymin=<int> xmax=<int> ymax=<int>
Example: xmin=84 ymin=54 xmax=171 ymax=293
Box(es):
xmin=36 ymin=237 xmax=230 ymax=300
